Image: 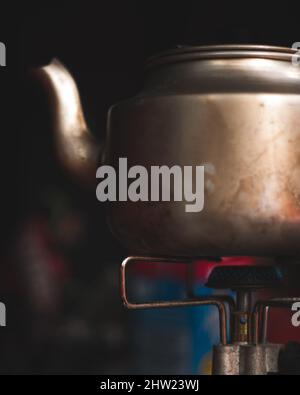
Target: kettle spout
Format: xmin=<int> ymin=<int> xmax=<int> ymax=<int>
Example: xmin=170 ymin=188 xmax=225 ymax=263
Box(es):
xmin=35 ymin=59 xmax=101 ymax=185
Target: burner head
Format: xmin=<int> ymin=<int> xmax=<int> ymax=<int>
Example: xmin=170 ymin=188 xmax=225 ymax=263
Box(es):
xmin=206 ymin=265 xmax=283 ymax=290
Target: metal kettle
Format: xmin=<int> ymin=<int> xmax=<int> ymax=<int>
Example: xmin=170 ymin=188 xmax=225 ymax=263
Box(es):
xmin=35 ymin=45 xmax=300 ymax=258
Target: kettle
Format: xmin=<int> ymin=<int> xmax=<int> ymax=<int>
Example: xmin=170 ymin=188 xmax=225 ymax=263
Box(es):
xmin=35 ymin=45 xmax=300 ymax=258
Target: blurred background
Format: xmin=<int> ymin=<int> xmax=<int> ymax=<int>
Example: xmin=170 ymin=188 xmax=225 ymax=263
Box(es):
xmin=0 ymin=1 xmax=299 ymax=374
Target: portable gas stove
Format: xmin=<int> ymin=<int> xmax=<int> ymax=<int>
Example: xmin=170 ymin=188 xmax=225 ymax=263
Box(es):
xmin=120 ymin=256 xmax=300 ymax=375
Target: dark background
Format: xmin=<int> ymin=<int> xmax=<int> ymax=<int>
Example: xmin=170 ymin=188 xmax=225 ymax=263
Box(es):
xmin=0 ymin=0 xmax=299 ymax=374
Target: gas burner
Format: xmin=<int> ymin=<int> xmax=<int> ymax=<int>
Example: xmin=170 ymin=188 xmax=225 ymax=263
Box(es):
xmin=120 ymin=256 xmax=300 ymax=375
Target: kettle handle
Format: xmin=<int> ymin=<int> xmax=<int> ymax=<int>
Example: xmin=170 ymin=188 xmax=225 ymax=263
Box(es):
xmin=33 ymin=59 xmax=102 ymax=185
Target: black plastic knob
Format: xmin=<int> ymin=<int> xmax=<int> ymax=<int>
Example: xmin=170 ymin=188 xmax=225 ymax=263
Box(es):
xmin=206 ymin=265 xmax=283 ymax=290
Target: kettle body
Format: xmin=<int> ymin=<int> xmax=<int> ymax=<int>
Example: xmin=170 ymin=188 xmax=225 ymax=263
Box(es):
xmin=106 ymin=45 xmax=300 ymax=257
